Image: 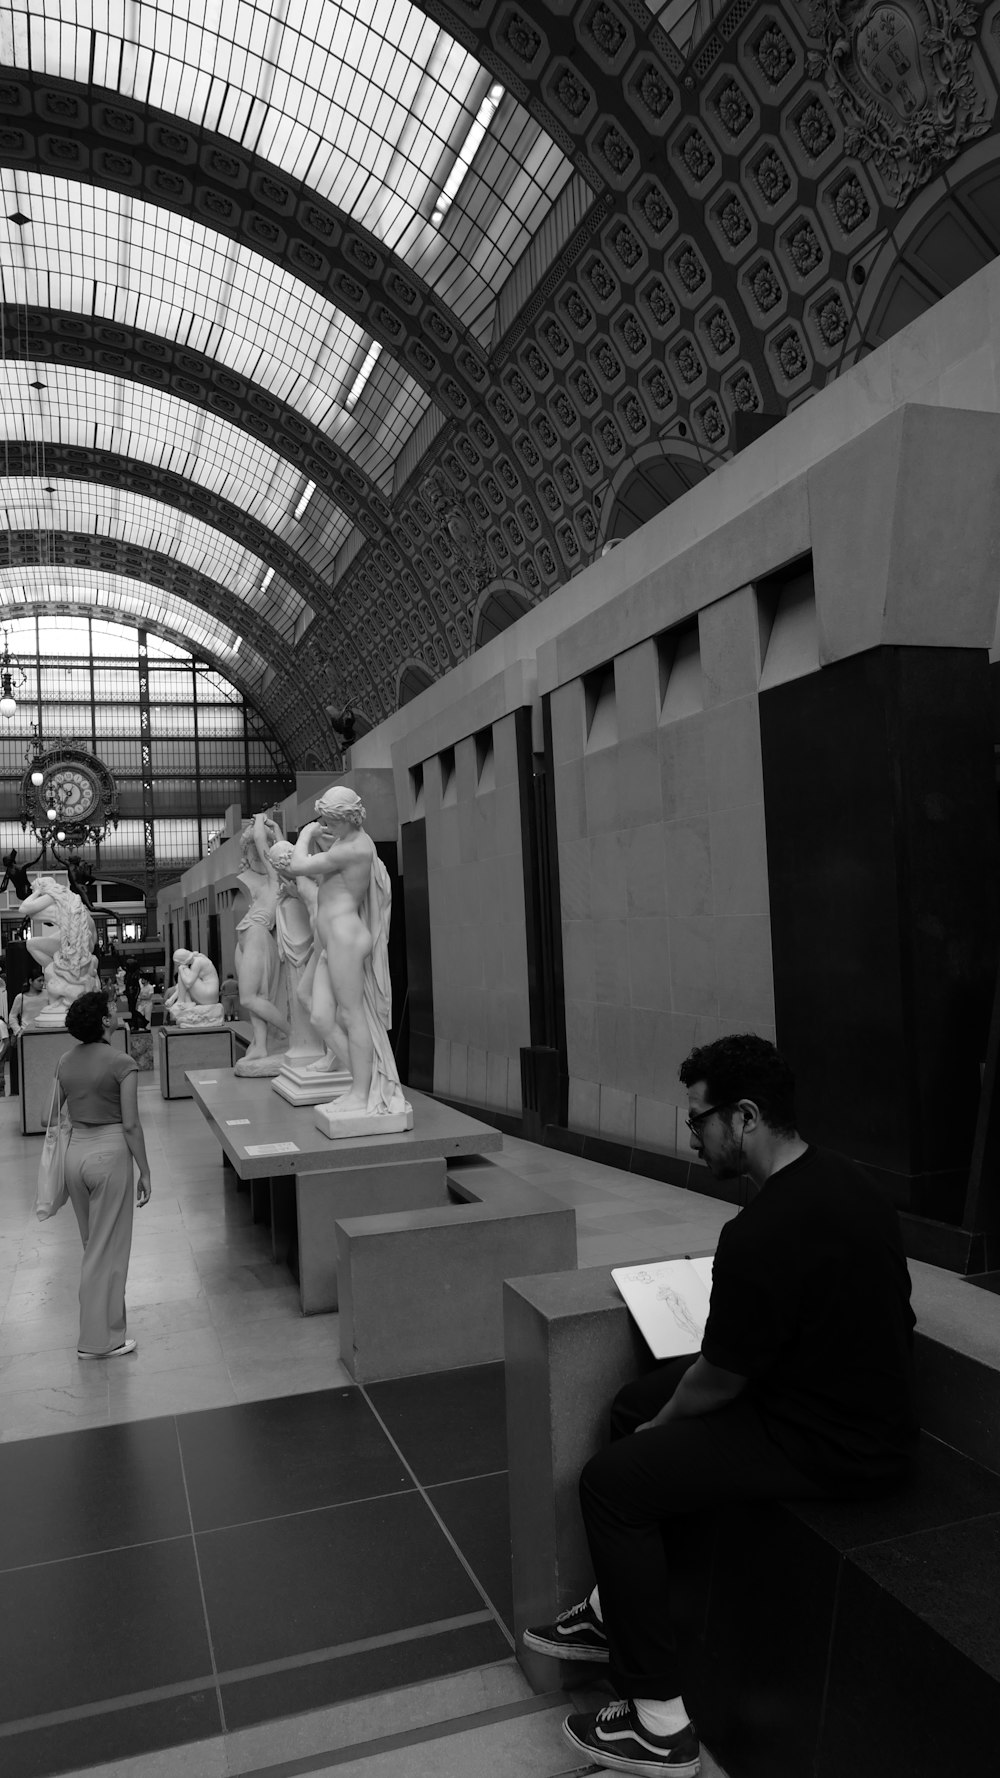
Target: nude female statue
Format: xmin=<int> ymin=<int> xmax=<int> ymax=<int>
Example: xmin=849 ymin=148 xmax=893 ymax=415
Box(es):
xmin=288 ymin=787 xmax=406 ymax=1120
xmin=234 ymin=810 xmax=289 ymax=1067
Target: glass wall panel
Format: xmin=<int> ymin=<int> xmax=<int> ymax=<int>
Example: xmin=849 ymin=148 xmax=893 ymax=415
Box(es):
xmin=0 ymin=619 xmax=292 ymax=887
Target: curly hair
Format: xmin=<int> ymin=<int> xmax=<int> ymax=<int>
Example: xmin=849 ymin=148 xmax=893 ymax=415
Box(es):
xmin=678 ymin=1033 xmax=797 ymax=1137
xmin=65 ymin=990 xmax=110 ymax=1045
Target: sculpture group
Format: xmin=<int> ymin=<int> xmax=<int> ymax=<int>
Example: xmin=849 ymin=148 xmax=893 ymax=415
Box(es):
xmin=5 ymin=784 xmax=409 ymax=1140
xmin=233 ymin=789 xmax=411 ymax=1136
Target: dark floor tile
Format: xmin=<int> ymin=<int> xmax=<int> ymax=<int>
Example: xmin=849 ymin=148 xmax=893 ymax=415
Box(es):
xmin=366 ymin=1364 xmax=507 ymax=1485
xmin=198 ymin=1490 xmax=487 ymax=1672
xmin=818 ymin=1552 xmax=1000 ymax=1778
xmin=427 ymin=1472 xmax=513 ymax=1630
xmin=0 ymin=1689 xmax=221 ymax=1778
xmin=0 ymin=1420 xmax=190 ymax=1571
xmin=177 ymin=1388 xmax=411 ymax=1531
xmin=792 ymin=1432 xmax=1000 ymax=1551
xmin=221 ymin=1619 xmax=511 ymax=1730
xmin=0 ymin=1541 xmax=211 ymax=1724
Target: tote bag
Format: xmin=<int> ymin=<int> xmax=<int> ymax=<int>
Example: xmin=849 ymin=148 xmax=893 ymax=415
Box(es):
xmin=36 ymin=1079 xmax=70 ymax=1220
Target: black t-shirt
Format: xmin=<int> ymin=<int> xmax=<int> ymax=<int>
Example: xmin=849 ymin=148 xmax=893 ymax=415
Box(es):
xmin=701 ymin=1145 xmax=919 ymax=1486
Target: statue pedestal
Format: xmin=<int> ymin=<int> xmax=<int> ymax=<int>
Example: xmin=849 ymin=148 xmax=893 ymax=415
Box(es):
xmin=314 ymin=1098 xmax=414 ymax=1141
xmin=272 ymin=1059 xmax=352 ymax=1106
xmin=234 ymin=1051 xmax=286 ymax=1078
xmin=32 ymin=1007 xmax=66 ymax=1030
xmin=169 ymin=1003 xmax=225 ymax=1030
xmin=158 ymin=1025 xmax=236 ymax=1099
xmin=20 ymin=1025 xmax=130 ymax=1133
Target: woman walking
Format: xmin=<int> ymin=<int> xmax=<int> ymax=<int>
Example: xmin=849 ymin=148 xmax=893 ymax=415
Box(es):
xmin=55 ymin=991 xmax=152 ymax=1358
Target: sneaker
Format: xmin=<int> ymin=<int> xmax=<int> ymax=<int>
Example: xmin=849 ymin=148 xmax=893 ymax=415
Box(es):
xmin=563 ymin=1699 xmax=700 ymax=1776
xmin=78 ymin=1339 xmax=137 ymax=1359
xmin=522 ymin=1596 xmax=609 ymax=1662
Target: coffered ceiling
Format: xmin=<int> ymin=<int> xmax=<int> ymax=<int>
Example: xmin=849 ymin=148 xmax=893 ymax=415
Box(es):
xmin=2 ymin=0 xmax=999 ymax=762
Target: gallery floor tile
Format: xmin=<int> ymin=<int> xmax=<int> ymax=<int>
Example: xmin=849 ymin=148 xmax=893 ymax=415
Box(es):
xmin=0 ymin=1380 xmax=513 ymax=1776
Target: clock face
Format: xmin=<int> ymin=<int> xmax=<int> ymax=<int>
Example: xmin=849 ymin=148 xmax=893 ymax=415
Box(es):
xmin=40 ymin=765 xmax=101 ymax=822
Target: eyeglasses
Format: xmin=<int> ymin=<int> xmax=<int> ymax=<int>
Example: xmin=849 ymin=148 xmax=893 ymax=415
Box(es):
xmin=685 ymin=1101 xmax=736 ymax=1136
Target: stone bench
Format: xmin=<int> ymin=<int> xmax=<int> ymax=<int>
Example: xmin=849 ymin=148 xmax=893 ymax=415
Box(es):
xmin=503 ymin=1263 xmax=1000 ymax=1778
xmin=335 ymin=1156 xmax=577 ymax=1382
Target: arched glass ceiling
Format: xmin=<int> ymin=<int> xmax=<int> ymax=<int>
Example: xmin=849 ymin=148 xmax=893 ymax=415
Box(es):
xmin=0 ymin=361 xmax=351 ymax=547
xmin=0 ymin=479 xmax=309 ymax=639
xmin=1 ymin=176 xmax=432 ymax=484
xmin=1 ymin=0 xmax=571 ymax=336
xmin=0 ymin=566 xmax=266 ymax=678
xmin=2 ymin=611 xmax=197 ymax=659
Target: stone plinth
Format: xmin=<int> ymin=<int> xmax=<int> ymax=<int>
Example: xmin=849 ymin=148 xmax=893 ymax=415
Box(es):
xmin=158 ymin=1026 xmax=235 ymax=1099
xmin=272 ymin=1059 xmax=351 ymax=1106
xmin=187 ymin=1077 xmax=504 ymax=1314
xmin=337 ymin=1160 xmax=577 ymax=1382
xmin=314 ymin=1098 xmax=413 ymax=1140
xmin=19 ymin=1026 xmax=130 ymax=1134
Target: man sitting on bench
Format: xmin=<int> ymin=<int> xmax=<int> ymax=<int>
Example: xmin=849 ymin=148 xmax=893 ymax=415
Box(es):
xmin=524 ymin=1033 xmax=918 ymax=1778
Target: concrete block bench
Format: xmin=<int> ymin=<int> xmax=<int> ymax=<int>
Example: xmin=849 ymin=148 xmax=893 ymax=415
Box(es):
xmin=503 ymin=1264 xmax=1000 ymax=1778
xmin=335 ymin=1156 xmax=577 ymax=1382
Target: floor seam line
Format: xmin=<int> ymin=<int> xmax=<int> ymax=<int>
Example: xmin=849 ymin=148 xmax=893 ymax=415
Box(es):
xmin=358 ymin=1386 xmax=517 ymax=1654
xmin=0 ymin=1611 xmax=498 ymax=1738
xmin=174 ymin=1412 xmax=227 ymax=1736
xmin=193 ymin=1481 xmax=419 ymax=1539
xmin=225 ymin=1688 xmax=572 ymax=1778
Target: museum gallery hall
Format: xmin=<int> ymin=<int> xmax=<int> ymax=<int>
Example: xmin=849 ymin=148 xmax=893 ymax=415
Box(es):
xmin=0 ymin=0 xmax=999 ymax=1774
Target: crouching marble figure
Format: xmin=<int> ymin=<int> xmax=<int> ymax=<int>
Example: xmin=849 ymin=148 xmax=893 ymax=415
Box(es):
xmin=19 ymin=876 xmax=100 ymax=1026
xmin=288 ymin=787 xmax=412 ymax=1139
xmin=165 ymin=949 xmax=224 ymax=1028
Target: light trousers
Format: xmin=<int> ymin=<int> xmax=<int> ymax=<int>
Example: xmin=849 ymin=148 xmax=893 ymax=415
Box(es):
xmin=65 ymin=1124 xmax=135 ymax=1355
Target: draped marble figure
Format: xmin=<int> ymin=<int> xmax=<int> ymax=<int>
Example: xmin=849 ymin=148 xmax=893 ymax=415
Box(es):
xmin=234 ymin=810 xmax=289 ymax=1072
xmin=288 ymin=788 xmax=407 ymax=1124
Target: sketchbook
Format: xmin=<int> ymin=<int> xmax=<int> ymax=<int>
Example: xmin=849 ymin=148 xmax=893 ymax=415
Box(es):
xmin=611 ymin=1255 xmax=715 ymax=1360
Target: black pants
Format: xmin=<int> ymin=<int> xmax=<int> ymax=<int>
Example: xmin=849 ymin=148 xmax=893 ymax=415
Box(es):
xmin=579 ymin=1359 xmax=831 ymax=1700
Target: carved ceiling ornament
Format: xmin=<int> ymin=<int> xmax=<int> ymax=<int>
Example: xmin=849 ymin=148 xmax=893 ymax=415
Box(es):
xmin=806 ymin=0 xmax=990 ymax=203
xmin=419 ymin=469 xmax=497 ymax=597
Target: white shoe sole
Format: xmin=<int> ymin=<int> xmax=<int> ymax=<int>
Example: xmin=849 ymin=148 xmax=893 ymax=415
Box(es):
xmin=522 ymin=1627 xmax=610 ymax=1661
xmin=78 ymin=1341 xmax=137 ymax=1359
xmin=562 ymin=1719 xmax=700 ymax=1777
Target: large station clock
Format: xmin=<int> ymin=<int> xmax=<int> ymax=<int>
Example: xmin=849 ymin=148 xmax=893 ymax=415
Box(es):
xmin=38 ymin=762 xmax=104 ymax=823
xmin=18 ymin=744 xmax=119 ymax=848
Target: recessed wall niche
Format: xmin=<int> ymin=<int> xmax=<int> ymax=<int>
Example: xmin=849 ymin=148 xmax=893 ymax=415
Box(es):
xmin=475 ymin=725 xmax=496 ymax=793
xmin=757 ymin=556 xmax=820 ymax=688
xmin=657 ymin=617 xmax=704 ymax=719
xmin=583 ymin=661 xmax=618 ymax=750
xmin=438 ymin=745 xmax=457 ymax=805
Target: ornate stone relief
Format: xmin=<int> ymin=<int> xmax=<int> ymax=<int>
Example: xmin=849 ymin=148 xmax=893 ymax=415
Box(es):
xmin=806 ymin=0 xmax=990 ymax=202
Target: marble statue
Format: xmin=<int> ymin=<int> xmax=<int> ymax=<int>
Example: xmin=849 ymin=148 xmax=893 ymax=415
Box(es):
xmin=266 ymin=839 xmax=351 ymax=1106
xmin=288 ymin=786 xmax=411 ymax=1138
xmin=165 ymin=949 xmax=224 ymax=1028
xmin=18 ymin=875 xmax=100 ymax=1026
xmin=233 ymin=810 xmax=289 ymax=1076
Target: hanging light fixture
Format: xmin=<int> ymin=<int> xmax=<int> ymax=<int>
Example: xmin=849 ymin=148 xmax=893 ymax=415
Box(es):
xmin=0 ymin=631 xmax=24 ymax=720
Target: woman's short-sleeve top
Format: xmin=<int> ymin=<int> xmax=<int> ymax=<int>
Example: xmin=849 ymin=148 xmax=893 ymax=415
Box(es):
xmin=57 ymin=1043 xmax=138 ymax=1125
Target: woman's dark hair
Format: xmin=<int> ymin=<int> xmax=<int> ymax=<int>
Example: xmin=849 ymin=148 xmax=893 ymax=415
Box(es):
xmin=65 ymin=991 xmax=110 ymax=1045
xmin=678 ymin=1033 xmax=797 ymax=1137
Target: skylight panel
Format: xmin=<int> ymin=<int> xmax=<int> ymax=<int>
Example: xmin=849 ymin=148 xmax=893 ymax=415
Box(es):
xmin=0 ymin=174 xmax=432 ymax=471
xmin=0 ymin=477 xmax=308 ymax=640
xmin=0 ymin=565 xmax=265 ymax=676
xmin=4 ymin=0 xmax=573 ymax=326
